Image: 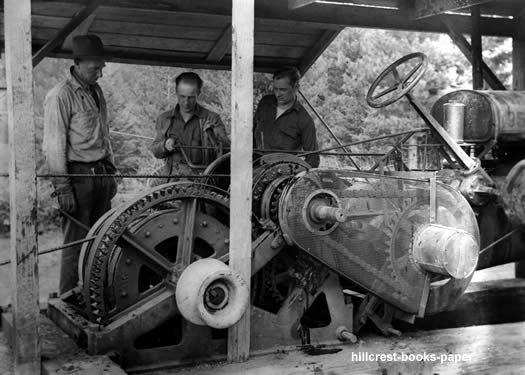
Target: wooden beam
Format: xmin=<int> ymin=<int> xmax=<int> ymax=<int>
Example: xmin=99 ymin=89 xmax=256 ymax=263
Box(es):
xmin=206 ymin=24 xmax=232 ymax=62
xmin=228 ymin=0 xmax=254 ymax=363
xmin=413 ymin=0 xmax=496 ymax=19
xmin=299 ymin=28 xmax=342 ymax=74
xmin=444 ymin=21 xmax=506 ymax=90
xmin=32 ymin=0 xmax=102 ymax=67
xmin=289 ymin=0 xmax=399 ymax=10
xmin=35 ymin=46 xmax=296 ymax=73
xmin=62 ymin=14 xmax=96 ymax=50
xmin=0 ymin=54 xmax=8 ymax=176
xmin=471 ymin=7 xmax=483 ymax=90
xmin=4 ymin=0 xmax=40 ymax=373
xmin=31 ymin=0 xmax=516 ymax=37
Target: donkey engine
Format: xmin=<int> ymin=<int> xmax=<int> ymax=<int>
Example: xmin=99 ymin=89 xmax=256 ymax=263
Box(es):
xmin=47 ymin=152 xmax=480 ymax=371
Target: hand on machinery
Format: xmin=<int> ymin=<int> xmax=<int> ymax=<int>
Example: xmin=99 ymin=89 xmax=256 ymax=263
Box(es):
xmin=57 ymin=191 xmax=77 ymax=214
xmin=164 ymin=137 xmax=179 ymax=152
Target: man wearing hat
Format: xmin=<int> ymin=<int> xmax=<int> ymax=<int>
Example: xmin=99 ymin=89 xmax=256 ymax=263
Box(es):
xmin=43 ymin=34 xmax=117 ymax=294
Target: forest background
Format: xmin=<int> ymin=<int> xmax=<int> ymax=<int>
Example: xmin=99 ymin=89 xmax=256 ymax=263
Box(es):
xmin=0 ymin=27 xmax=513 ymax=232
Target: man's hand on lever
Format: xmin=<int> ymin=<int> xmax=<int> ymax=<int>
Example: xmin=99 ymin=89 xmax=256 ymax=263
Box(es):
xmin=164 ymin=137 xmax=179 ymax=152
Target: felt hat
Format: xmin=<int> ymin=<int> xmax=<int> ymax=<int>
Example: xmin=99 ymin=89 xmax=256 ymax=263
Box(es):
xmin=72 ymin=34 xmax=105 ymax=60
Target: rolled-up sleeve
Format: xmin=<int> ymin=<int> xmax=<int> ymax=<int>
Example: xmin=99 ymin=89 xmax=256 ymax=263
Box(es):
xmin=300 ymin=115 xmax=320 ymax=168
xmin=43 ymin=90 xmax=71 ymax=192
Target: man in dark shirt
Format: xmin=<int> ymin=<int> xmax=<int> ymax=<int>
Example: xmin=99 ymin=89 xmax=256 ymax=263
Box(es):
xmin=254 ymin=66 xmax=320 ymax=167
xmin=150 ymin=72 xmax=230 ymax=184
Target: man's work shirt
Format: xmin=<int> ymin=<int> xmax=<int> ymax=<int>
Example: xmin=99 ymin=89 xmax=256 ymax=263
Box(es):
xmin=150 ymin=104 xmax=230 ymax=177
xmin=254 ymin=95 xmax=320 ymax=167
xmin=43 ymin=67 xmax=114 ymax=192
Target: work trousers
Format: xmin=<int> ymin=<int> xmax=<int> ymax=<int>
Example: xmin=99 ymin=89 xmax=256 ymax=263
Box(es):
xmin=59 ymin=161 xmax=117 ymax=294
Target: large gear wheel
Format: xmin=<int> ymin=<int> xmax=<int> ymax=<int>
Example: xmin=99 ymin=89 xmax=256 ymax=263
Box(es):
xmin=79 ymin=182 xmax=231 ymax=323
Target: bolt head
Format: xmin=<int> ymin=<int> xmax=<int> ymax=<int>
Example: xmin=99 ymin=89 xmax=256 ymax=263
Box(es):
xmin=173 ymin=218 xmax=179 ymax=224
xmin=202 ymin=221 xmax=208 ymax=227
xmin=125 ymin=258 xmax=132 ymax=265
xmin=145 ymin=231 xmax=151 ymax=237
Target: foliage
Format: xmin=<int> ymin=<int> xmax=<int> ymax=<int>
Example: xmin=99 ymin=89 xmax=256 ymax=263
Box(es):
xmin=0 ymin=29 xmax=513 ymax=232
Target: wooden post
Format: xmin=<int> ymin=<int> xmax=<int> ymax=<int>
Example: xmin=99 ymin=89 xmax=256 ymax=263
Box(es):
xmin=227 ymin=0 xmax=254 ymax=363
xmin=4 ymin=0 xmax=41 ymax=373
xmin=471 ymin=7 xmax=483 ymax=90
xmin=514 ymin=13 xmax=525 ymax=278
xmin=0 ymin=54 xmax=8 ymax=177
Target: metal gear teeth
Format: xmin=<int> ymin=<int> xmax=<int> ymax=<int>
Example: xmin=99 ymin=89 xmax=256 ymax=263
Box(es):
xmin=82 ymin=183 xmax=230 ymax=324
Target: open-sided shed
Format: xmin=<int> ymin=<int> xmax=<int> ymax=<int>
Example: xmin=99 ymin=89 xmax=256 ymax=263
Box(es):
xmin=1 ymin=0 xmax=521 ymax=73
xmin=2 ymin=0 xmax=525 ymax=373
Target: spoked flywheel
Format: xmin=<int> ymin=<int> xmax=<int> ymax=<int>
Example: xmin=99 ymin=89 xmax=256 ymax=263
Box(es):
xmin=79 ymin=182 xmax=230 ymax=324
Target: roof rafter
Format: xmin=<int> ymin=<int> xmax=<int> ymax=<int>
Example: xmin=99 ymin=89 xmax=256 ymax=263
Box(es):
xmin=288 ymin=0 xmax=399 ymax=10
xmin=299 ymin=28 xmax=343 ymax=74
xmin=412 ymin=0 xmax=505 ymax=19
xmin=444 ymin=19 xmax=506 ymax=90
xmin=32 ymin=0 xmax=102 ymax=66
xmin=31 ymin=0 xmax=516 ymax=37
xmin=206 ymin=24 xmax=232 ymax=63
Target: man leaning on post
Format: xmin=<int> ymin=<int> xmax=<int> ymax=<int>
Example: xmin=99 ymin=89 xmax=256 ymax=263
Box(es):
xmin=43 ymin=35 xmax=117 ymax=294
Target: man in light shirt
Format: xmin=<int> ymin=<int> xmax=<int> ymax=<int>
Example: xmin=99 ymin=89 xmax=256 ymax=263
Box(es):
xmin=43 ymin=34 xmax=117 ymax=294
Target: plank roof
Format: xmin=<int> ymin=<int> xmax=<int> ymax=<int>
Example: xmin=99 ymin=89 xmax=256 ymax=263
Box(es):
xmin=0 ymin=0 xmax=523 ymax=72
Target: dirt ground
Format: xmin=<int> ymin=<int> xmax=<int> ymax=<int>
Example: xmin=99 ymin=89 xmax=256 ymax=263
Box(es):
xmin=0 ymin=229 xmax=61 ymax=306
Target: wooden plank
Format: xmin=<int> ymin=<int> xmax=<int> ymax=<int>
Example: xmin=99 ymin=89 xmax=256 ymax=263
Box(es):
xmin=0 ymin=54 xmax=7 ymax=177
xmin=283 ymin=1 xmax=514 ymax=37
xmin=38 ymin=46 xmax=299 ymax=73
xmin=471 ymin=7 xmax=484 ymax=90
xmin=27 ymin=15 xmax=224 ymax=41
xmin=207 ymin=24 xmax=232 ymax=62
xmin=31 ymin=5 xmax=336 ymax=33
xmin=4 ymin=0 xmax=40 ymax=372
xmin=31 ymin=0 xmax=515 ymax=37
xmin=228 ymin=0 xmax=254 ymax=363
xmin=254 ymin=45 xmax=307 ymax=59
xmin=0 ymin=15 xmax=323 ymax=41
xmin=412 ymin=0 xmax=498 ymax=19
xmin=299 ymin=28 xmax=342 ymax=74
xmin=32 ymin=3 xmax=230 ymax=28
xmin=445 ymin=20 xmax=506 ymax=90
xmin=289 ymin=0 xmax=399 ymax=10
xmin=256 ymin=31 xmax=320 ymax=47
xmin=91 ymin=18 xmax=222 ymax=41
xmin=170 ymin=321 xmax=525 ymax=374
xmin=62 ymin=14 xmax=96 ymax=50
xmin=32 ymin=0 xmax=102 ymax=66
xmin=28 ymin=29 xmax=217 ymax=52
xmin=99 ymin=33 xmax=215 ymax=52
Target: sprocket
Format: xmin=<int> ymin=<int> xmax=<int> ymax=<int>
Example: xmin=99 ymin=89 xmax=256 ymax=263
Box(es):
xmin=79 ymin=182 xmax=231 ymax=323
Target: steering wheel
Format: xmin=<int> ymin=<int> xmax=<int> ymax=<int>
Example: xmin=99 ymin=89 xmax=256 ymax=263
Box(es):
xmin=367 ymin=52 xmax=428 ymax=108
